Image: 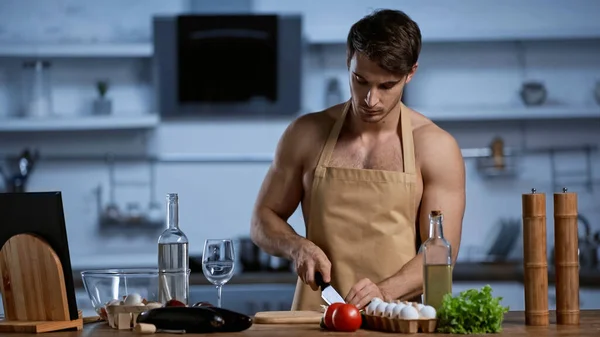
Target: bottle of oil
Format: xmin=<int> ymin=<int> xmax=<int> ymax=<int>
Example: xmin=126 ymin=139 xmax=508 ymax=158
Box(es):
xmin=421 ymin=210 xmax=453 ymax=310
xmin=158 ymin=193 xmax=189 ymax=305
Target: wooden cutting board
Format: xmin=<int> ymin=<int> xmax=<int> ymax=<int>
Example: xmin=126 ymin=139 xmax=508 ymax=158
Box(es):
xmin=253 ymin=311 xmax=323 ymax=324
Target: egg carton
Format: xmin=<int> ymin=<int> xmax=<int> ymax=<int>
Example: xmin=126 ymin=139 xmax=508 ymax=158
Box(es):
xmin=105 ymin=303 xmax=163 ymax=330
xmin=363 ymin=314 xmax=437 ymax=333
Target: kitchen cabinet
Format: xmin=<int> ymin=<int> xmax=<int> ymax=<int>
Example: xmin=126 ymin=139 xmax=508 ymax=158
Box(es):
xmin=190 ymin=284 xmax=297 ymax=316
xmin=452 ymin=281 xmax=525 ymax=311
xmin=254 ymin=0 xmax=600 ymax=44
xmin=452 ymin=282 xmax=600 ymax=312
xmin=548 ymin=286 xmax=600 ymax=310
xmin=73 ymin=284 xmax=297 ymax=318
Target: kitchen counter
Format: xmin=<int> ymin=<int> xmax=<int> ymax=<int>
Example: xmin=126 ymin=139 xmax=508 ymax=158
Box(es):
xmin=7 ymin=310 xmax=600 ymax=336
xmin=72 ymin=262 xmax=600 ymax=288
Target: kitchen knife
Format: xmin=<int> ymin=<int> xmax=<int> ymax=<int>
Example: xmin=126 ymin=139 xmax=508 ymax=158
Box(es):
xmin=315 ymin=272 xmax=346 ymax=305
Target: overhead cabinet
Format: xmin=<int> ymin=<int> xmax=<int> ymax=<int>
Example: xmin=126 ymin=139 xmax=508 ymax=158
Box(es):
xmin=253 ymin=0 xmax=600 ymax=44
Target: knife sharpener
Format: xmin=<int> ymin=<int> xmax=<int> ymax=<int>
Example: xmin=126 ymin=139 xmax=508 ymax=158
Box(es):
xmin=0 ymin=192 xmax=82 ymax=333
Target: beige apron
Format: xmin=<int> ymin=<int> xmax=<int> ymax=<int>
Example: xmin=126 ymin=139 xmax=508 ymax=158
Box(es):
xmin=291 ymin=100 xmax=418 ymax=311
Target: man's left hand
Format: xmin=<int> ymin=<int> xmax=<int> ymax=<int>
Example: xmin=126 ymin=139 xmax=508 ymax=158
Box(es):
xmin=344 ymin=278 xmax=388 ymax=309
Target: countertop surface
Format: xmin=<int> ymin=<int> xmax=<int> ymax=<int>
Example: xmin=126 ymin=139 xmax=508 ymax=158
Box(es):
xmin=6 ymin=310 xmax=600 ymax=336
xmin=72 ymin=261 xmax=600 ymax=288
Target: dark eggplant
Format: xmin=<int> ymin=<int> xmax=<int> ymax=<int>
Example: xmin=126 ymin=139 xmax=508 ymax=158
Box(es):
xmin=136 ymin=306 xmax=253 ymax=333
xmin=136 ymin=307 xmax=225 ymax=333
xmin=201 ymin=306 xmax=253 ymax=332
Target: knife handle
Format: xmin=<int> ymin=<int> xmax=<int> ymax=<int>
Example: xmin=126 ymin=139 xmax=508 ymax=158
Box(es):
xmin=315 ymin=272 xmax=328 ymax=289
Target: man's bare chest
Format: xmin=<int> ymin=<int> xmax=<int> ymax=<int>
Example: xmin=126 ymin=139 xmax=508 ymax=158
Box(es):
xmin=328 ymin=139 xmax=404 ymax=171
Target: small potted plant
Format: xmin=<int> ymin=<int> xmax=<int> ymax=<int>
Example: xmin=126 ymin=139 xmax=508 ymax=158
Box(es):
xmin=93 ymin=79 xmax=112 ymax=115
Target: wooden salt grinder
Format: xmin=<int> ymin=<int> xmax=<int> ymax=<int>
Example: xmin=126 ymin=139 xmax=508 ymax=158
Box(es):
xmin=521 ymin=188 xmax=549 ymax=326
xmin=553 ymin=188 xmax=580 ymax=325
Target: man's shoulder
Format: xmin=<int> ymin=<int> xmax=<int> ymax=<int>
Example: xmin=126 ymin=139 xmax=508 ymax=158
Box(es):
xmin=276 ymin=103 xmax=344 ymax=161
xmin=283 ymin=103 xmax=344 ymax=143
xmin=409 ymin=109 xmax=464 ymax=171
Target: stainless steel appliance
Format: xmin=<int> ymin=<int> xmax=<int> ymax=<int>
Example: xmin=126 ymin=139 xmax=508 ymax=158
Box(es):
xmin=153 ymin=14 xmax=303 ymax=118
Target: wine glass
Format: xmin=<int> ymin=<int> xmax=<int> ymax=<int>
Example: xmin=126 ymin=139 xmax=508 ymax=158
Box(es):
xmin=202 ymin=239 xmax=235 ymax=308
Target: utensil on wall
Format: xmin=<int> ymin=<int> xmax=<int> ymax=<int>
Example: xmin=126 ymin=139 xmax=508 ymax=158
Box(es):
xmin=0 ymin=149 xmax=39 ymax=193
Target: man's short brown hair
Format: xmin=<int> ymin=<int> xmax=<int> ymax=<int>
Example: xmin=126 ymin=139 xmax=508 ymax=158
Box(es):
xmin=346 ymin=9 xmax=422 ymax=77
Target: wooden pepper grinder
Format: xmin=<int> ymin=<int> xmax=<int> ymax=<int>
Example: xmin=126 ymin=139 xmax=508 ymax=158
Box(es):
xmin=553 ymin=187 xmax=580 ymax=325
xmin=521 ymin=188 xmax=549 ymax=326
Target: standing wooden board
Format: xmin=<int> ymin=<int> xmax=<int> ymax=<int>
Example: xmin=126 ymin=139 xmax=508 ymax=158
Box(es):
xmin=0 ymin=192 xmax=79 ymax=321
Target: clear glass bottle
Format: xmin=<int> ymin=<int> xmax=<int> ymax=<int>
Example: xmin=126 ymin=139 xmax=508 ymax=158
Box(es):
xmin=158 ymin=193 xmax=190 ymax=304
xmin=421 ymin=210 xmax=453 ymax=310
xmin=20 ymin=60 xmax=53 ymax=118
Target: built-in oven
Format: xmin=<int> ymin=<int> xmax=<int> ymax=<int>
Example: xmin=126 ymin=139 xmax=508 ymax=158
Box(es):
xmin=153 ymin=14 xmax=303 ymax=118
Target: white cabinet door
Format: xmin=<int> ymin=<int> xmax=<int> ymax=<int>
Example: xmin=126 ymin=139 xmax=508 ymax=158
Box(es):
xmin=451 ymin=282 xmax=524 ymax=311
xmin=190 ymin=284 xmax=296 ymax=316
xmin=253 ymin=0 xmax=600 ymax=43
xmin=549 ymin=286 xmax=600 ymax=310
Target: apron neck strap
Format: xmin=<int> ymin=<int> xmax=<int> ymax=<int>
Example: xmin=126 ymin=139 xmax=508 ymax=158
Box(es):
xmin=316 ymin=99 xmax=416 ymax=175
xmin=316 ymin=100 xmax=351 ymax=169
xmin=400 ymin=102 xmax=416 ymax=174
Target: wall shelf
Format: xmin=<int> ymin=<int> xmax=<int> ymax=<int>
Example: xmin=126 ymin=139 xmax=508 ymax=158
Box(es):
xmin=421 ymin=105 xmax=600 ymax=122
xmin=0 ymin=114 xmax=159 ymax=132
xmin=0 ymin=43 xmax=153 ymax=58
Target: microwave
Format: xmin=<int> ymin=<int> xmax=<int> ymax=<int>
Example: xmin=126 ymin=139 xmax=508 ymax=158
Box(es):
xmin=153 ymin=14 xmax=303 ymax=118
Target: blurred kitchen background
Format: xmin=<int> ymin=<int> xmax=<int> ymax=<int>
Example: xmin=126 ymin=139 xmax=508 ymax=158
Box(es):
xmin=1 ymin=0 xmax=600 ymax=316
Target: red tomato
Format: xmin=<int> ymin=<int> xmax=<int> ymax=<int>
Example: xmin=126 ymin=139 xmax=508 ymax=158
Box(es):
xmin=323 ymin=302 xmax=344 ymax=330
xmin=332 ymin=304 xmax=362 ymax=332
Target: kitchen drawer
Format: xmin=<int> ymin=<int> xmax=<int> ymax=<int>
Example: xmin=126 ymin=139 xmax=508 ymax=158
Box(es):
xmin=190 ymin=284 xmax=296 ymax=316
xmin=76 ymin=289 xmax=98 ymax=317
xmin=548 ymin=286 xmax=600 ymax=310
xmin=452 ymin=281 xmax=524 ymax=311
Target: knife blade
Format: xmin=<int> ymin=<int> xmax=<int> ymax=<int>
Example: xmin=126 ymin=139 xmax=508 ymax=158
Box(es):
xmin=315 ymin=272 xmax=346 ymax=305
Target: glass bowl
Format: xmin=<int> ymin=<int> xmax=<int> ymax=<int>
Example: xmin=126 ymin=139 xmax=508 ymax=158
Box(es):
xmin=81 ymin=268 xmax=159 ymax=319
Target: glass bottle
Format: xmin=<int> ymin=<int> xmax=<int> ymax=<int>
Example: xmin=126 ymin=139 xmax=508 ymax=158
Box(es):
xmin=421 ymin=210 xmax=453 ymax=310
xmin=20 ymin=60 xmax=53 ymax=118
xmin=158 ymin=193 xmax=190 ymax=305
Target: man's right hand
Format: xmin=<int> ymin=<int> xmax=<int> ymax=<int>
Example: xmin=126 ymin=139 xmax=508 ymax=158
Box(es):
xmin=292 ymin=241 xmax=332 ymax=291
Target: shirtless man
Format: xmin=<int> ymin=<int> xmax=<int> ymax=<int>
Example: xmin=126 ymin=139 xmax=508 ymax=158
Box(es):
xmin=250 ymin=9 xmax=465 ymax=310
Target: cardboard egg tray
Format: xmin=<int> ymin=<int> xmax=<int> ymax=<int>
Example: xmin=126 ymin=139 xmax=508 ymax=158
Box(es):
xmin=105 ymin=305 xmax=154 ymax=330
xmin=363 ymin=314 xmax=437 ymax=334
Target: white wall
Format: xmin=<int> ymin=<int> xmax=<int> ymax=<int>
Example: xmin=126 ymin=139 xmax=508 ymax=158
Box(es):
xmin=0 ymin=0 xmax=599 ymax=269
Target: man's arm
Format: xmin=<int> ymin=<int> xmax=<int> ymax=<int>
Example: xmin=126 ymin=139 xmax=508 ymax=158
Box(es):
xmin=250 ymin=116 xmax=312 ymax=260
xmin=378 ymin=127 xmax=466 ymax=301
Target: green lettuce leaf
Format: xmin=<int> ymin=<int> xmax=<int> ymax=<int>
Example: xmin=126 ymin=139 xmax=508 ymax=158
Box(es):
xmin=436 ymin=284 xmax=510 ymax=334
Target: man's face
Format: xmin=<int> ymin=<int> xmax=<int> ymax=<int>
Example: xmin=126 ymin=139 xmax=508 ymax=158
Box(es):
xmin=348 ymin=52 xmax=417 ymax=124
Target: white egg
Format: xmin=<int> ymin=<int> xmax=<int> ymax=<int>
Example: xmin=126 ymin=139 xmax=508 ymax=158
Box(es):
xmin=366 ymin=301 xmax=380 ymax=315
xmin=415 ymin=303 xmax=424 ymax=310
xmin=419 ymin=305 xmax=437 ymax=319
xmin=384 ymin=303 xmax=397 ymax=317
xmin=391 ymin=303 xmax=406 ymax=318
xmin=371 ymin=297 xmax=383 ymax=303
xmin=375 ymin=302 xmax=389 ymax=316
xmin=123 ymin=293 xmax=143 ymax=306
xmin=400 ymin=305 xmax=420 ymax=319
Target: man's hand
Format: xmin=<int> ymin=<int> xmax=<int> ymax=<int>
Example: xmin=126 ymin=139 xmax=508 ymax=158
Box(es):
xmin=292 ymin=241 xmax=332 ymax=291
xmin=345 ymin=278 xmax=389 ymax=309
